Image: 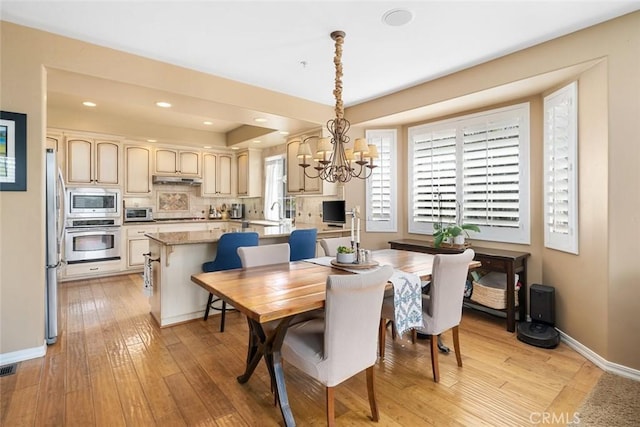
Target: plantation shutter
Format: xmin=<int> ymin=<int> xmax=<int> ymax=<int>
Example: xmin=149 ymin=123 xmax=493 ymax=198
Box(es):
xmin=411 ymin=127 xmax=457 ymax=225
xmin=462 ymin=116 xmax=522 ymax=228
xmin=544 ymin=82 xmax=578 ymax=253
xmin=408 ymin=102 xmax=530 ymax=243
xmin=366 ymin=129 xmax=397 ymax=232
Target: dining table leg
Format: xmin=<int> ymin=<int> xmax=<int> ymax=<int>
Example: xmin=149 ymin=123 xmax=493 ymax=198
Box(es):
xmin=237 ymin=317 xmax=297 ymax=427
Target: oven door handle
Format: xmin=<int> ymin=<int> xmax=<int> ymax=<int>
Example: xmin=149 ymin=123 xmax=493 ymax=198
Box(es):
xmin=66 ymin=227 xmax=120 ymax=234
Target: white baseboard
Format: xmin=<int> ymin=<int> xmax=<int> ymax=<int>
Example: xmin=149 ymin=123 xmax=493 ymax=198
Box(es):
xmin=0 ymin=341 xmax=46 ymax=366
xmin=558 ymin=329 xmax=640 ymax=381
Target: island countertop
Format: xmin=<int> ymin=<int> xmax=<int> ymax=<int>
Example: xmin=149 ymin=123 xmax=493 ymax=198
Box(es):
xmin=146 ymin=223 xmax=348 ymax=246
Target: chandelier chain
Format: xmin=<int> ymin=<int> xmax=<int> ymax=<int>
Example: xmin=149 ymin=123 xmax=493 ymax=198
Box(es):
xmin=333 ymin=32 xmax=344 ymax=119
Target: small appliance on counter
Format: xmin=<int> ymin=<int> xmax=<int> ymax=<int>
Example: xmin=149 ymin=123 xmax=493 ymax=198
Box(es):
xmin=208 ymin=205 xmax=221 ymax=219
xmin=124 ymin=206 xmax=154 ymax=222
xmin=229 ymin=203 xmax=244 ymax=219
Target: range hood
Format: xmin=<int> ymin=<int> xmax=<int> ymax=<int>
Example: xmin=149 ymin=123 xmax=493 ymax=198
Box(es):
xmin=152 ymin=175 xmax=203 ymax=185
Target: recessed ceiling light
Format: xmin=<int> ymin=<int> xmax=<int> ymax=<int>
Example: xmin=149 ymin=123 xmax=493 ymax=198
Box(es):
xmin=253 ymin=140 xmax=261 ymax=144
xmin=147 ymin=139 xmax=157 ymax=143
xmin=254 ymin=117 xmax=267 ymax=123
xmin=203 ymin=145 xmax=212 ymax=149
xmin=82 ymin=101 xmax=97 ymax=107
xmin=203 ymin=121 xmax=213 ymax=125
xmin=279 ymin=131 xmax=290 ymax=136
xmin=382 ymin=8 xmax=413 ymax=26
xmin=155 ymin=101 xmax=172 ymax=108
xmin=231 ymin=147 xmax=239 ymax=150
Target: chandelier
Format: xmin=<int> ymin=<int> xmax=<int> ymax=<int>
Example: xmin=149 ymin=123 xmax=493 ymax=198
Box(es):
xmin=297 ymin=31 xmax=378 ymax=183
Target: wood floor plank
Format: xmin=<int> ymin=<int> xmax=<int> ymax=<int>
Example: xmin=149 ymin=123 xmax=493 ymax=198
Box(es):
xmin=166 ymin=340 xmax=236 ymax=419
xmin=128 ymin=341 xmax=183 ymax=423
xmin=34 ymin=353 xmax=66 ymax=426
xmin=89 ymin=364 xmax=127 ymax=427
xmin=164 ymin=372 xmax=217 ymax=426
xmin=65 ymin=389 xmax=95 ymax=426
xmin=2 ymin=273 xmax=603 ymax=426
xmin=1 ymin=384 xmax=39 ymax=426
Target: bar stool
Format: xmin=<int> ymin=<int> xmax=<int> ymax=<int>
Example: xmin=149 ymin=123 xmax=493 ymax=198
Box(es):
xmin=202 ymin=232 xmax=259 ymax=332
xmin=288 ymin=228 xmax=318 ymax=261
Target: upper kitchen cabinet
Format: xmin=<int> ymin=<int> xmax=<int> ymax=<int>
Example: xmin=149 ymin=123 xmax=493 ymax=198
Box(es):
xmin=65 ymin=134 xmax=121 ymax=186
xmin=124 ymin=144 xmax=152 ymax=195
xmin=46 ymin=130 xmax=63 ymax=152
xmin=154 ymin=148 xmax=201 ymax=177
xmin=286 ymin=136 xmax=336 ymax=196
xmin=200 ymin=151 xmax=234 ymax=197
xmin=237 ymin=149 xmax=262 ymax=197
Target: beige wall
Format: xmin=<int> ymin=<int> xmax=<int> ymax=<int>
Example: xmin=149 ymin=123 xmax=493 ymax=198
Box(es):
xmin=349 ymin=12 xmax=639 ymax=369
xmin=2 ymin=12 xmax=639 ymax=370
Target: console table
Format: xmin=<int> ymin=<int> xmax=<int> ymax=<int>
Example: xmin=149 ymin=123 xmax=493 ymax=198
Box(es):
xmin=388 ymin=239 xmax=530 ymax=332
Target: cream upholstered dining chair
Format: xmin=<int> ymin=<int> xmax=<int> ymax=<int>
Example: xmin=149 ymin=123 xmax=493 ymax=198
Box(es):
xmin=281 ymin=265 xmax=394 ymax=426
xmin=379 ymin=249 xmax=474 ymax=382
xmin=319 ymin=236 xmax=352 ymax=257
xmin=238 ymin=243 xmax=290 ymax=268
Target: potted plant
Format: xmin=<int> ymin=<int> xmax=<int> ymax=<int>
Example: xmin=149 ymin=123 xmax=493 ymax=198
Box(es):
xmin=433 ymin=222 xmax=480 ymax=248
xmin=336 ymin=245 xmax=356 ymax=263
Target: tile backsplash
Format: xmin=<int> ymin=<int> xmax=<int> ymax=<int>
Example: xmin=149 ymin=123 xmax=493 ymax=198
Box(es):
xmin=124 ymin=186 xmax=341 ymax=224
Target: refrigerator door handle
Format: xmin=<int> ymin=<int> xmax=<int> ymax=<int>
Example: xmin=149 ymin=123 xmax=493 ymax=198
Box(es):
xmin=57 ymin=168 xmax=67 ymax=244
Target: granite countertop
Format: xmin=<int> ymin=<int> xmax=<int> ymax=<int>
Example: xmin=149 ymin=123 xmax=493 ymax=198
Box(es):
xmin=146 ymin=223 xmax=347 ymax=246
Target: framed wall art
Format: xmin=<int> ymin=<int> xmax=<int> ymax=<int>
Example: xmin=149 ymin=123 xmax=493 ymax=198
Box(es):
xmin=0 ymin=111 xmax=27 ymax=191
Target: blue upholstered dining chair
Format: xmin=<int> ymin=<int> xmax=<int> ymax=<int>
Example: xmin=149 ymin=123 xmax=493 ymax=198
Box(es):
xmin=202 ymin=232 xmax=259 ymax=332
xmin=288 ymin=228 xmax=318 ymax=261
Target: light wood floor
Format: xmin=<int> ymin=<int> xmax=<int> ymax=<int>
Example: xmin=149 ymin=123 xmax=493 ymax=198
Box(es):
xmin=1 ymin=273 xmax=602 ymax=426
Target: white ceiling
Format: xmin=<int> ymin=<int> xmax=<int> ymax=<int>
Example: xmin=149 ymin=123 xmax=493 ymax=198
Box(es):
xmin=3 ymin=1 xmax=640 ymax=146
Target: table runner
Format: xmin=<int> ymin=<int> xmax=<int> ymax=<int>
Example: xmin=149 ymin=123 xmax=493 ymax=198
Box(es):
xmin=304 ymin=257 xmax=423 ymax=335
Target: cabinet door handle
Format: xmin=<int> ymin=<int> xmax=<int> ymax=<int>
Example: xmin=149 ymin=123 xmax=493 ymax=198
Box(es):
xmin=89 ymin=267 xmax=99 ymax=271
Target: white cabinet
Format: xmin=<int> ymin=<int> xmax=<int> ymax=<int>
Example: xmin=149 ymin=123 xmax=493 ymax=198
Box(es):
xmin=286 ymin=137 xmax=337 ymax=196
xmin=124 ymin=145 xmax=152 ymax=195
xmin=46 ymin=131 xmax=63 ymax=152
xmin=65 ymin=134 xmax=120 ymax=186
xmin=154 ymin=148 xmax=200 ymax=176
xmin=157 ymin=222 xmax=209 ymax=233
xmin=200 ymin=152 xmax=233 ymax=197
xmin=286 ymin=137 xmax=319 ymax=194
xmin=63 ymin=259 xmax=123 ymax=279
xmin=125 ymin=222 xmax=216 ymax=271
xmin=237 ymin=149 xmax=262 ymax=197
xmin=125 ymin=224 xmax=158 ymax=269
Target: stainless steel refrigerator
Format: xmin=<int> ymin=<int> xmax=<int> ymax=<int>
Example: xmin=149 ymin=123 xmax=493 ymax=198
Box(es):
xmin=45 ymin=148 xmax=65 ymax=344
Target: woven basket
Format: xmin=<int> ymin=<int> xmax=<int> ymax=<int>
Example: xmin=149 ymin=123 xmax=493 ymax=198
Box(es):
xmin=471 ymin=273 xmax=519 ymax=310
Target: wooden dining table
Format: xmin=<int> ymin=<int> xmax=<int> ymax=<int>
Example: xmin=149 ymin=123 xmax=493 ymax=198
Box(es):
xmin=190 ymin=248 xmax=479 ymax=426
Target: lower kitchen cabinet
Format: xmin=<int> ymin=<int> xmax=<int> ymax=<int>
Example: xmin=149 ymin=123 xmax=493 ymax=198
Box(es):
xmin=125 ymin=225 xmax=159 ymax=269
xmin=63 ymin=259 xmax=124 ymax=280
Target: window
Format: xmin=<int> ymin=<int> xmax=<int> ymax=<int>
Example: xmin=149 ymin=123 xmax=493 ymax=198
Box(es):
xmin=264 ymin=155 xmax=285 ymax=221
xmin=544 ymin=82 xmax=578 ymax=254
xmin=366 ymin=129 xmax=397 ymax=232
xmin=408 ymin=103 xmax=530 ymax=244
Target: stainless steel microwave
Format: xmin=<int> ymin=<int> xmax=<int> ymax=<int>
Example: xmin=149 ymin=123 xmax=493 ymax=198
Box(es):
xmin=67 ymin=188 xmax=120 ymax=219
xmin=124 ymin=207 xmax=153 ymax=222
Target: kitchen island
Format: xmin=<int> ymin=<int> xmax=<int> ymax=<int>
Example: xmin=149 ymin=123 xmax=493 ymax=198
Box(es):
xmin=145 ymin=223 xmax=348 ymax=327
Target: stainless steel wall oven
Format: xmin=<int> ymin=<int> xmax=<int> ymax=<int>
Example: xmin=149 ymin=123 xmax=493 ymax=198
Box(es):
xmin=65 ymin=187 xmax=122 ymax=264
xmin=65 ymin=218 xmax=121 ymax=264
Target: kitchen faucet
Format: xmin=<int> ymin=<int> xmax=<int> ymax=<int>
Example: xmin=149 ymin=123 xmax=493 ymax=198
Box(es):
xmin=270 ymin=201 xmax=283 ymax=220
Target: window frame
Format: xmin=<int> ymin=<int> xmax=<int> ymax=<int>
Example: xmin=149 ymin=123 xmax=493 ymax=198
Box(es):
xmin=408 ymin=103 xmax=531 ymax=245
xmin=543 ymin=81 xmax=579 ymax=254
xmin=365 ymin=128 xmax=397 ymax=233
